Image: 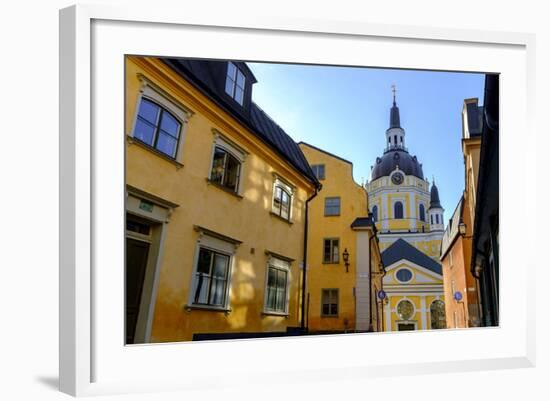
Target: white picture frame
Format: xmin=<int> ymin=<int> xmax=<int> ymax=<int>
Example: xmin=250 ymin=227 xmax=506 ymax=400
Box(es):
xmin=59 ymin=4 xmax=536 ymax=397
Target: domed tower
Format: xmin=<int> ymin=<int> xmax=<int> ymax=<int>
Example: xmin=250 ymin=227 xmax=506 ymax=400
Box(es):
xmin=428 ymin=179 xmax=445 ymax=231
xmin=365 ymin=86 xmax=444 ymax=257
xmin=365 ymin=86 xmax=446 ymax=332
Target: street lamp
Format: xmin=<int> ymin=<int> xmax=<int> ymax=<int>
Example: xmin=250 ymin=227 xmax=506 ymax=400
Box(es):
xmin=342 ymin=248 xmax=350 ymax=273
xmin=458 ymin=221 xmax=467 ymax=236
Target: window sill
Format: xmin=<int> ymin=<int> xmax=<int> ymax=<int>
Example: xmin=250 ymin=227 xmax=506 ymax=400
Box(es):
xmin=321 ymin=315 xmax=339 ymax=318
xmin=324 ymin=214 xmax=341 ymax=217
xmin=322 ymin=261 xmax=340 ymax=265
xmin=127 ymin=136 xmax=184 ymax=169
xmin=262 ymin=311 xmax=289 ymax=318
xmin=269 ymin=211 xmax=293 ymax=225
xmin=184 ymin=304 xmax=231 ymax=314
xmin=206 ymin=179 xmax=244 ymax=199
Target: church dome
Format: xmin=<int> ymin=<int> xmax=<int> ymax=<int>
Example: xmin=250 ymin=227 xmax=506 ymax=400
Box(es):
xmin=371 ymin=149 xmax=424 ymax=181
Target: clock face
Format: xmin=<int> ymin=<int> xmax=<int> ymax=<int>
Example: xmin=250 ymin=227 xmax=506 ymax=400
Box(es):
xmin=392 ymin=172 xmax=404 ymax=185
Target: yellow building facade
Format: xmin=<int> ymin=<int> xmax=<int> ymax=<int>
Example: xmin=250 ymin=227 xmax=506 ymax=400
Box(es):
xmin=299 ymin=143 xmax=384 ymax=333
xmin=440 ymin=97 xmax=484 ymax=328
xmin=125 ymin=56 xmax=319 ymax=343
xmin=365 ymin=93 xmax=446 ymax=331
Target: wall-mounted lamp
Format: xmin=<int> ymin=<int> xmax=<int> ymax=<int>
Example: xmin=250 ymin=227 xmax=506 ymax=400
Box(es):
xmin=458 ymin=221 xmax=467 ymax=236
xmin=343 ymin=248 xmax=350 ymax=273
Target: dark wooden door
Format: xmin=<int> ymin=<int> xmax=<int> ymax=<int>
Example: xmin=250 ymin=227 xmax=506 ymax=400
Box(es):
xmin=397 ymin=323 xmax=416 ymax=331
xmin=126 ymin=238 xmax=150 ymax=344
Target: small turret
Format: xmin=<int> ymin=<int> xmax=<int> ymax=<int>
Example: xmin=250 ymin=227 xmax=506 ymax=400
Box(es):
xmin=428 ymin=178 xmax=444 ymax=231
xmin=385 ymin=85 xmax=406 ymax=151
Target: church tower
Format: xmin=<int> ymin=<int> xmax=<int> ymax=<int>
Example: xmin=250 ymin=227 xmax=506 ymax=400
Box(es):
xmin=365 ymin=86 xmax=446 ymax=332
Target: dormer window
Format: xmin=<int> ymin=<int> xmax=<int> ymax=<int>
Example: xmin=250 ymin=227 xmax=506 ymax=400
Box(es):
xmin=225 ymin=62 xmax=246 ymax=105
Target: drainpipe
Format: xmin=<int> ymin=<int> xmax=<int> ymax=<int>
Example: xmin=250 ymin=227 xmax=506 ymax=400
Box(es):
xmin=368 ymin=232 xmax=374 ymax=332
xmin=301 ymin=185 xmax=320 ymax=331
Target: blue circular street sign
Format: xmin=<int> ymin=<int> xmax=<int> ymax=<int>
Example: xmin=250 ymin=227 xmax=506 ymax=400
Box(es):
xmin=453 ymin=291 xmax=463 ymax=302
xmin=377 ymin=290 xmax=387 ymax=300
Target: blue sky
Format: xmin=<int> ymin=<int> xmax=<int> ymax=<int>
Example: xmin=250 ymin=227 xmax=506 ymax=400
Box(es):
xmin=247 ymin=62 xmax=485 ymax=222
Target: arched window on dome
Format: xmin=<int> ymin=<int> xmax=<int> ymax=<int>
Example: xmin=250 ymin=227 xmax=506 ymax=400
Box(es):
xmin=394 ymin=201 xmax=404 ymax=219
xmin=372 ymin=205 xmax=378 ymax=222
xmin=419 ymin=204 xmax=426 ymax=222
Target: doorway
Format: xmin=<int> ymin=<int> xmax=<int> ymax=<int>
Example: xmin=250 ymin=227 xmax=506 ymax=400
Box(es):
xmin=126 ymin=216 xmax=153 ymax=344
xmin=397 ymin=323 xmax=416 ymax=331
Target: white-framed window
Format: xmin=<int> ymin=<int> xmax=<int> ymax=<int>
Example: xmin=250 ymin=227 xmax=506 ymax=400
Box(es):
xmin=324 ymin=197 xmax=341 ymax=216
xmin=394 ymin=201 xmax=404 ymax=219
xmin=263 ymin=256 xmax=291 ymax=314
xmin=208 ymin=131 xmax=247 ymax=195
xmin=191 ymin=247 xmax=231 ymax=307
xmin=189 ymin=229 xmax=239 ymax=310
xmin=272 ymin=177 xmax=294 ymax=221
xmin=323 ymin=238 xmax=340 ymax=264
xmin=430 ymin=300 xmax=446 ymax=329
xmin=321 ymin=288 xmax=339 ymax=317
xmin=395 ymin=268 xmax=413 ymax=283
xmin=371 ymin=205 xmax=378 ymax=222
xmin=419 ymin=203 xmax=426 ymax=222
xmin=130 ymin=74 xmax=193 ymax=164
xmin=225 ymin=62 xmax=246 ymax=105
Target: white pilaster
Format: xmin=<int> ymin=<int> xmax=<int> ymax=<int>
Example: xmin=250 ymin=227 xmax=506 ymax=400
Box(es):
xmin=354 ymin=231 xmax=371 ymax=331
xmin=421 ymin=296 xmax=427 ymax=329
xmin=409 ymin=192 xmax=416 ymax=229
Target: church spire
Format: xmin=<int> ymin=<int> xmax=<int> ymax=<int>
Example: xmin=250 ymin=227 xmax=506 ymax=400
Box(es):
xmin=390 ymin=84 xmax=401 ymax=129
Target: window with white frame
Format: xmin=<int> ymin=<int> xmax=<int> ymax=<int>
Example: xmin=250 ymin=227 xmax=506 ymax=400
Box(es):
xmin=133 ymin=98 xmax=182 ymax=158
xmin=394 ymin=201 xmax=404 ymax=219
xmin=130 ymin=76 xmax=192 ymax=163
xmin=264 ymin=256 xmax=290 ymax=314
xmin=225 ymin=62 xmax=246 ymax=105
xmin=419 ymin=204 xmax=426 ymax=222
xmin=272 ymin=178 xmax=294 ymax=221
xmin=209 ymin=133 xmax=246 ymax=194
xmin=192 ymin=247 xmax=231 ymax=307
xmin=189 ymin=229 xmax=240 ymax=310
xmin=321 ymin=289 xmax=338 ymax=317
xmin=324 ymin=197 xmax=341 ymax=216
xmin=323 ymin=238 xmax=340 ymax=263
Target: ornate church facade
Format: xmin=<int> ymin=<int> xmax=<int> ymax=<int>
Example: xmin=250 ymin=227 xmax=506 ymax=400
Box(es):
xmin=365 ymin=90 xmax=446 ymax=331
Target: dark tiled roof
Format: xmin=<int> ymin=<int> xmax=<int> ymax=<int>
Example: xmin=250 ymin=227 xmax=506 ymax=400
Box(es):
xmin=351 ymin=216 xmax=375 ymax=229
xmin=440 ymin=197 xmax=464 ymax=258
xmin=430 ymin=182 xmax=442 ymax=209
xmin=381 ymin=238 xmax=442 ymax=275
xmin=161 ymin=58 xmax=319 ymax=187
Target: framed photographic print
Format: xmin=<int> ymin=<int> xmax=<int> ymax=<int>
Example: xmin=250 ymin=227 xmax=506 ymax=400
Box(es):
xmin=59 ymin=3 xmax=535 ymax=397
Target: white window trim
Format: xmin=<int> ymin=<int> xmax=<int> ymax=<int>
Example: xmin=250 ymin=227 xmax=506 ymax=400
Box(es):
xmin=321 ymin=288 xmax=339 ymax=317
xmin=392 ymin=198 xmax=406 ymax=219
xmin=129 ymin=74 xmax=194 ymax=164
xmin=208 ymin=129 xmax=248 ymax=195
xmin=262 ymin=253 xmax=291 ymax=316
xmin=396 ymin=297 xmax=416 ymax=321
xmin=394 ymin=267 xmax=414 ymax=284
xmin=225 ymin=62 xmax=246 ymax=105
xmin=271 ymin=175 xmax=295 ymax=221
xmin=429 ymin=299 xmax=446 ymax=329
xmin=186 ymin=230 xmax=239 ymax=312
xmin=324 ymin=196 xmax=341 ymax=216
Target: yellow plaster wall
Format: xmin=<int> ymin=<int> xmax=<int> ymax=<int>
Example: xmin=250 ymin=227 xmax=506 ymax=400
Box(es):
xmin=299 ymin=144 xmax=371 ymax=332
xmin=126 ymin=56 xmax=316 ymax=342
